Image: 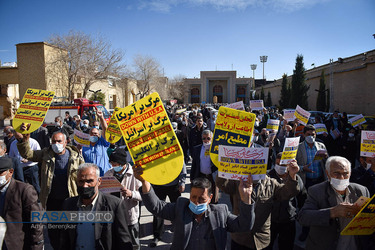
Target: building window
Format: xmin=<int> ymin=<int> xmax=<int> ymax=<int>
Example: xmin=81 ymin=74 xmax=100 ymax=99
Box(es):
xmin=213 ymin=85 xmax=223 ymax=103
xmin=236 ymin=86 xmax=246 ymax=102
xmin=191 ymin=88 xmax=200 ymax=103
xmin=77 ymin=93 xmax=82 ymax=98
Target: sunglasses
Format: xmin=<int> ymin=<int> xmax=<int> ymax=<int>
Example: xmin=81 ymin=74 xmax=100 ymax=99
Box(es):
xmin=202 ymin=137 xmax=211 ymax=140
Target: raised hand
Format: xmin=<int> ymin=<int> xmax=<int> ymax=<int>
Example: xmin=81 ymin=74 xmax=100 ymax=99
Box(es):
xmin=238 ymin=174 xmax=253 ymax=205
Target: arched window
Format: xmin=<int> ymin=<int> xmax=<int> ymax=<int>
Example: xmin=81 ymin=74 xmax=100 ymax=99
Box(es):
xmin=191 ymin=88 xmax=200 ymax=103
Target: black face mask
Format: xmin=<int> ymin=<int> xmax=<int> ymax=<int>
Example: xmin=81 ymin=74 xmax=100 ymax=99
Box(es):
xmin=77 ymin=186 xmax=96 ymax=199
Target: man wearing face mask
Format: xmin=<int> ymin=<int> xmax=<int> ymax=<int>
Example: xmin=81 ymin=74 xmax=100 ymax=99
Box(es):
xmin=104 ymin=148 xmax=142 ymax=250
xmin=191 ymin=130 xmax=219 ymax=203
xmin=60 ymin=163 xmax=133 ymax=249
xmin=134 ymin=164 xmax=255 ymax=250
xmin=296 ymin=124 xmax=328 ymax=188
xmin=350 ymin=157 xmax=375 ymax=196
xmin=0 ymin=157 xmax=44 ymax=249
xmin=16 ymin=128 xmax=84 ymax=250
xmin=50 ymin=116 xmax=74 ymax=140
xmin=265 ymin=153 xmax=306 ymax=250
xmin=82 ymin=110 xmax=110 ymax=176
xmin=298 ymin=156 xmax=372 ymax=250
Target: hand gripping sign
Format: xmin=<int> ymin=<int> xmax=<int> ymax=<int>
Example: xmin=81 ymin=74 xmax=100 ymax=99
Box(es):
xmin=210 ymin=106 xmax=256 ymax=172
xmin=280 ymin=137 xmax=300 ymax=165
xmin=13 ymin=88 xmax=55 ymax=134
xmin=115 ymin=92 xmax=183 ymax=185
xmin=105 ymin=108 xmax=123 ymax=144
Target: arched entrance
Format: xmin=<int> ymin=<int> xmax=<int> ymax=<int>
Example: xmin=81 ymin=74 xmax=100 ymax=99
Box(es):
xmin=191 ymin=88 xmax=200 ymax=103
xmin=236 ymin=86 xmax=246 ymax=102
xmin=213 ymin=85 xmax=223 ymax=103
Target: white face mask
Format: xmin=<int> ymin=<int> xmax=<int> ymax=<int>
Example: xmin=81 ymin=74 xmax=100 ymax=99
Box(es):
xmin=348 ymin=133 xmax=355 ymax=137
xmin=52 ymin=143 xmax=65 ymax=154
xmin=366 ymin=163 xmax=372 ymax=170
xmin=305 ymin=135 xmax=315 ymax=144
xmin=275 ymin=164 xmax=288 ymax=175
xmin=203 ymin=142 xmax=211 ymax=147
xmin=330 ymin=177 xmax=350 ymax=191
xmin=0 ymin=171 xmax=9 ymax=186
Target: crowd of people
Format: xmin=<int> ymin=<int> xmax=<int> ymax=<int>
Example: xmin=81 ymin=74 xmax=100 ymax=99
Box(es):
xmin=0 ymin=102 xmax=374 ymax=250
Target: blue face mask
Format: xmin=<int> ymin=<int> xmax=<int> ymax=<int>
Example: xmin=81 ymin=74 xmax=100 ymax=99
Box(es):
xmin=113 ymin=166 xmax=123 ymax=172
xmin=89 ymin=136 xmax=99 ymax=143
xmin=93 ymin=126 xmax=99 ymax=129
xmin=189 ymin=201 xmax=208 ymax=215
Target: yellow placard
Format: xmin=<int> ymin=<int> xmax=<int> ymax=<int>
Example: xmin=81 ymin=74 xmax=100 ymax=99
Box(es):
xmin=294 ymin=105 xmax=310 ymax=126
xmin=105 ymin=108 xmax=123 ymax=144
xmin=341 ymin=194 xmax=375 ymax=235
xmin=266 ymin=119 xmax=280 ymax=131
xmin=115 ymin=92 xmax=183 ymax=185
xmin=73 ymin=129 xmax=90 ymax=147
xmin=210 ymin=106 xmax=256 ymax=169
xmin=13 ymin=88 xmax=55 ymax=134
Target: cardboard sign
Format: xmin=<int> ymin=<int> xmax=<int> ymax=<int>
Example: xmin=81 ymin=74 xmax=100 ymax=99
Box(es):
xmin=13 ymin=88 xmax=55 ymax=134
xmin=330 ymin=128 xmax=341 ymax=140
xmin=210 ymin=107 xmax=256 ymax=170
xmin=218 ymin=145 xmax=269 ymax=181
xmin=283 ymin=109 xmax=296 ymax=122
xmin=105 ymin=108 xmax=122 ymax=144
xmin=349 ymin=114 xmax=366 ymax=128
xmin=361 ymin=130 xmax=375 ymax=158
xmin=280 ymin=137 xmax=300 ymax=165
xmin=226 ymin=101 xmax=245 ymax=110
xmin=250 ymin=100 xmax=264 ymax=111
xmin=315 ymin=123 xmax=328 ymax=135
xmin=294 ymin=105 xmax=311 ymax=126
xmin=99 ymin=176 xmax=123 ymax=193
xmin=73 ymin=129 xmax=90 ymax=147
xmin=266 ymin=119 xmax=280 ymax=131
xmin=115 ymin=92 xmax=184 ymax=185
xmin=341 ymin=194 xmax=375 ymax=235
xmin=313 ymin=149 xmax=328 ymax=161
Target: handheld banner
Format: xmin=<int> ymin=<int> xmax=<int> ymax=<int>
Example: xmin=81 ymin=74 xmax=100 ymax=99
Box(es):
xmin=280 ymin=137 xmax=300 ymax=165
xmin=313 ymin=149 xmax=328 ymax=161
xmin=349 ymin=114 xmax=366 ymax=128
xmin=218 ymin=145 xmax=268 ymax=181
xmin=115 ymin=92 xmax=183 ymax=185
xmin=250 ymin=100 xmax=264 ymax=111
xmin=99 ymin=176 xmax=123 ymax=193
xmin=294 ymin=105 xmax=310 ymax=126
xmin=105 ymin=108 xmax=123 ymax=144
xmin=210 ymin=106 xmax=256 ymax=171
xmin=73 ymin=129 xmax=90 ymax=147
xmin=341 ymin=194 xmax=375 ymax=235
xmin=13 ymin=88 xmax=55 ymax=133
xmin=266 ymin=119 xmax=280 ymax=131
xmin=315 ymin=123 xmax=328 ymax=135
xmin=360 ymin=130 xmax=375 ymax=157
xmin=226 ymin=101 xmax=245 ymax=110
xmin=330 ymin=128 xmax=341 ymax=140
xmin=283 ymin=109 xmax=296 ymax=122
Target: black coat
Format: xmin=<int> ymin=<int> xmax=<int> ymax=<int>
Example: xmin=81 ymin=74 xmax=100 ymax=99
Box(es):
xmin=59 ymin=191 xmax=133 ymax=250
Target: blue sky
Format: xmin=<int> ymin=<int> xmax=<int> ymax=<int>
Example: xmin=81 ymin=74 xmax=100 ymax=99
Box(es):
xmin=1 ymin=0 xmax=374 ymax=80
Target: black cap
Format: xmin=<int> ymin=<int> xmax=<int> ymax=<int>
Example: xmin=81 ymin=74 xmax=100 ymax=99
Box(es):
xmin=109 ymin=148 xmax=127 ymax=165
xmin=0 ymin=157 xmax=13 ymax=172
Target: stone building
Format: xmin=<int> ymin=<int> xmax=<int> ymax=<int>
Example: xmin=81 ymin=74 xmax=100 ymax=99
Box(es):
xmin=184 ymin=49 xmax=375 ymax=115
xmin=0 ymin=42 xmax=139 ymax=118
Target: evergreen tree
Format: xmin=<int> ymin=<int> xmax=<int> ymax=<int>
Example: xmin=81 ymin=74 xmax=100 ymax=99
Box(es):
xmin=316 ymin=70 xmax=326 ymax=111
xmin=89 ymin=91 xmax=106 ymax=105
xmin=266 ymin=91 xmax=272 ymax=107
xmin=255 ymin=92 xmax=260 ymax=100
xmin=260 ymin=87 xmax=265 ymax=102
xmin=290 ymin=54 xmax=309 ymax=109
xmin=279 ymin=74 xmax=291 ymax=109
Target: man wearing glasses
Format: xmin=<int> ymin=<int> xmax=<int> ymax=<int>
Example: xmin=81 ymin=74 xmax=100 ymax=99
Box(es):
xmin=191 ymin=130 xmax=219 ymax=203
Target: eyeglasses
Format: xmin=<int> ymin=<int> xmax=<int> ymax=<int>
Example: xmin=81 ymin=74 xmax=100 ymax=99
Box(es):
xmin=202 ymin=137 xmax=211 ymax=140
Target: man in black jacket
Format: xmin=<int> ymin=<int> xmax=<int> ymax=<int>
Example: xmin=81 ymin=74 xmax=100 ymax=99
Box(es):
xmin=59 ymin=163 xmax=132 ymax=250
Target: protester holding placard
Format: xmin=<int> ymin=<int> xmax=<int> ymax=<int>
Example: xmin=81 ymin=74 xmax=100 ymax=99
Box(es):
xmin=266 ymin=153 xmax=306 ymax=250
xmin=82 ymin=110 xmax=111 ymax=176
xmin=216 ymin=159 xmax=300 ymax=249
xmin=104 ymin=148 xmax=142 ymax=250
xmin=298 ymin=156 xmax=371 ymax=250
xmin=15 ymin=128 xmax=84 ymax=249
xmin=134 ymin=165 xmax=255 ymax=250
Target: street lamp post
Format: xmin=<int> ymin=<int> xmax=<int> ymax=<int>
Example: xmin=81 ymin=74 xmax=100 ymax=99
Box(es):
xmin=250 ymin=64 xmax=257 ymax=90
xmin=260 ymin=56 xmax=268 ymax=80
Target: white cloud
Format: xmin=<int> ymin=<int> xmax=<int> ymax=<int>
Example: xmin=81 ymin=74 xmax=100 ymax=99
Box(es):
xmin=136 ymin=0 xmax=329 ymax=12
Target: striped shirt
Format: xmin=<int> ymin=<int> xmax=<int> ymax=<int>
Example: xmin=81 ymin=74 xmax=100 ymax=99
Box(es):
xmin=304 ymin=141 xmax=321 ymax=179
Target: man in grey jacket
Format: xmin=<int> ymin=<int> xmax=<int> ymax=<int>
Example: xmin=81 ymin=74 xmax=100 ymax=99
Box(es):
xmin=298 ymin=156 xmax=372 ymax=250
xmin=133 ymin=164 xmax=255 ymax=250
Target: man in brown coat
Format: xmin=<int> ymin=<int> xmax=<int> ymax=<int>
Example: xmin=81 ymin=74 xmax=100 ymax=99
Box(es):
xmin=0 ymin=157 xmax=44 ymax=249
